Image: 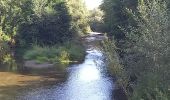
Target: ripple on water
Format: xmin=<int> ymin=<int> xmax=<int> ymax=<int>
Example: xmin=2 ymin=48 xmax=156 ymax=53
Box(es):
xmin=6 ymin=33 xmax=115 ymax=100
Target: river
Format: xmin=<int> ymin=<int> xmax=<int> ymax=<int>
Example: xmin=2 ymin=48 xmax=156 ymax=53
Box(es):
xmin=0 ymin=33 xmax=115 ymax=100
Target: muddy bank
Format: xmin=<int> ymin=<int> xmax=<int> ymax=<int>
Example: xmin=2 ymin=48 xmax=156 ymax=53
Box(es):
xmin=0 ymin=71 xmax=65 ymax=100
xmin=24 ymin=60 xmax=54 ymax=69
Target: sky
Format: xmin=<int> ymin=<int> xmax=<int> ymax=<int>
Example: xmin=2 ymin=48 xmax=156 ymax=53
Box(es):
xmin=84 ymin=0 xmax=102 ymax=10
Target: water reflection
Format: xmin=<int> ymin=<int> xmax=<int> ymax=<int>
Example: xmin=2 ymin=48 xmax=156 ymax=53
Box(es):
xmin=0 ymin=52 xmax=20 ymax=72
xmin=78 ymin=49 xmax=103 ymax=82
xmin=0 ymin=34 xmax=114 ymax=100
xmin=79 ymin=66 xmax=100 ymax=82
xmin=19 ymin=36 xmax=114 ymax=100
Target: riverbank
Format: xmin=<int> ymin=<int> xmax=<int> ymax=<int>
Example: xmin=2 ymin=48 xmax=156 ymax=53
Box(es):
xmin=0 ymin=32 xmax=115 ymax=100
xmin=23 ymin=41 xmax=86 ymax=67
xmin=0 ymin=69 xmax=66 ymax=100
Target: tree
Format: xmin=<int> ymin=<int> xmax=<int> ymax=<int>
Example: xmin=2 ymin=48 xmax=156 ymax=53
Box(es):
xmin=89 ymin=8 xmax=104 ymax=32
xmin=18 ymin=0 xmax=72 ymax=45
xmin=66 ymin=0 xmax=91 ymax=36
xmin=127 ymin=0 xmax=170 ymax=99
xmin=102 ymin=0 xmax=170 ymax=99
xmin=100 ymin=0 xmax=138 ymax=39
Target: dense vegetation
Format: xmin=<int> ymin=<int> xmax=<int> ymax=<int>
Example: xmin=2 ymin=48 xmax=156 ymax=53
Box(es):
xmin=88 ymin=8 xmax=104 ymax=32
xmin=0 ymin=0 xmax=90 ymax=65
xmin=67 ymin=0 xmax=91 ymax=36
xmin=100 ymin=0 xmax=138 ymax=39
xmin=1 ymin=0 xmax=170 ymax=99
xmin=24 ymin=42 xmax=85 ymax=64
xmin=101 ymin=0 xmax=170 ymax=99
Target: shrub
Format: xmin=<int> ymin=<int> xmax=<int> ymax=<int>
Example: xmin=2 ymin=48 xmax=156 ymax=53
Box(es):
xmin=103 ymin=0 xmax=170 ymax=99
xmin=126 ymin=0 xmax=170 ymax=99
xmin=23 ymin=41 xmax=85 ymax=65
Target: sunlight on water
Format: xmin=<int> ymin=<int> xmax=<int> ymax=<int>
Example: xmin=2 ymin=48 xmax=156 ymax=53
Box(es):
xmin=78 ymin=49 xmax=102 ymax=82
xmin=0 ymin=33 xmax=114 ymax=100
xmin=79 ymin=66 xmax=100 ymax=82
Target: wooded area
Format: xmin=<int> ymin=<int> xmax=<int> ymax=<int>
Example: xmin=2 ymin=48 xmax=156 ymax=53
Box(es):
xmin=0 ymin=0 xmax=170 ymax=100
xmin=101 ymin=0 xmax=170 ymax=99
xmin=0 ymin=0 xmax=89 ymax=64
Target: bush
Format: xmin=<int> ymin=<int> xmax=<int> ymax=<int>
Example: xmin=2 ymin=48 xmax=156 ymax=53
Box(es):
xmin=23 ymin=41 xmax=85 ymax=64
xmin=18 ymin=1 xmax=72 ymax=46
xmin=125 ymin=0 xmax=170 ymax=99
xmin=63 ymin=42 xmax=85 ymax=61
xmin=103 ymin=0 xmax=170 ymax=99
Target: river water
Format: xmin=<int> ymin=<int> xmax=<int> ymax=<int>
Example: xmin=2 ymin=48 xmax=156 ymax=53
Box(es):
xmin=0 ymin=33 xmax=115 ymax=100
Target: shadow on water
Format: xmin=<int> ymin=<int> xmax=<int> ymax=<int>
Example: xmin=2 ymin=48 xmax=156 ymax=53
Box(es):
xmin=0 ymin=33 xmax=116 ymax=100
xmin=0 ymin=53 xmax=67 ymax=100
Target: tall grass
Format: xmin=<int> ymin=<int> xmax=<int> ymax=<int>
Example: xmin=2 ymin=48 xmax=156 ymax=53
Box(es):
xmin=23 ymin=41 xmax=85 ymax=64
xmin=102 ymin=38 xmax=129 ymax=96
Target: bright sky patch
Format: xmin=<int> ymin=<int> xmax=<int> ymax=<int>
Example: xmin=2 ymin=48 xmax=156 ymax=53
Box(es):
xmin=85 ymin=0 xmax=102 ymax=10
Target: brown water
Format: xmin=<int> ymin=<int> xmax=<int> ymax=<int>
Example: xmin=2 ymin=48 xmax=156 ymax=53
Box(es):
xmin=0 ymin=33 xmax=115 ymax=100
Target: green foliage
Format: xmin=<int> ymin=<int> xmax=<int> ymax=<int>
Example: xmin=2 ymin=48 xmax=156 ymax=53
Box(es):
xmin=0 ymin=0 xmax=34 ymax=62
xmin=58 ymin=50 xmax=70 ymax=64
xmin=17 ymin=0 xmax=91 ymax=46
xmin=100 ymin=0 xmax=138 ymax=39
xmin=0 ymin=41 xmax=10 ymax=63
xmin=66 ymin=0 xmax=91 ymax=36
xmin=102 ymin=0 xmax=170 ymax=99
xmin=24 ymin=41 xmax=85 ymax=64
xmin=18 ymin=0 xmax=72 ymax=46
xmin=64 ymin=41 xmax=85 ymax=61
xmin=89 ymin=8 xmax=104 ymax=32
xmin=0 ymin=0 xmax=33 ymax=38
xmin=126 ymin=0 xmax=170 ymax=99
xmin=0 ymin=28 xmax=11 ymax=62
xmin=0 ymin=0 xmax=88 ymax=66
xmin=0 ymin=1 xmax=89 ymax=47
xmin=102 ymin=38 xmax=129 ymax=95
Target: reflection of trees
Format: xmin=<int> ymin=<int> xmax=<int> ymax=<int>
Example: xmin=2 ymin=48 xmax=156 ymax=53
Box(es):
xmin=0 ymin=51 xmax=20 ymax=72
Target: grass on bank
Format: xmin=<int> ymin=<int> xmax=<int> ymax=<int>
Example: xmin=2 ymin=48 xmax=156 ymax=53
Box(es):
xmin=23 ymin=41 xmax=86 ymax=64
